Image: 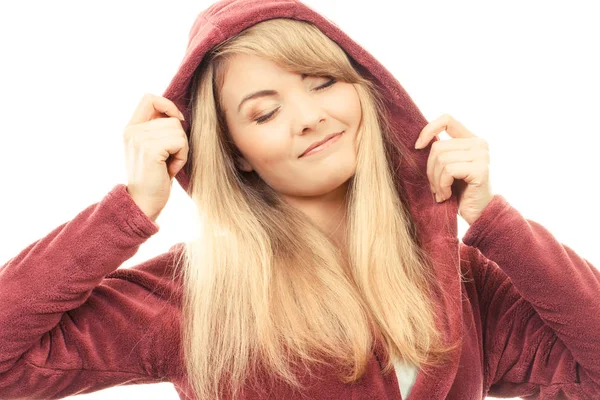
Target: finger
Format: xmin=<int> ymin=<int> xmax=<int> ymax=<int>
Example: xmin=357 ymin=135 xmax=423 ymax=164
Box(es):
xmin=431 ymin=151 xmax=474 ymax=200
xmin=426 ymin=140 xmax=474 ymax=193
xmin=164 ymin=137 xmax=190 ymax=179
xmin=128 ymin=93 xmax=185 ymax=126
xmin=136 ymin=116 xmax=184 ymax=131
xmin=444 ymin=115 xmax=477 ymax=140
xmin=123 ymin=119 xmax=184 ymax=143
xmin=146 ymin=134 xmax=189 ymax=179
xmin=416 ymin=114 xmax=476 ymax=149
xmin=416 ymin=114 xmax=450 ymax=149
xmin=435 ymin=161 xmax=479 ymax=202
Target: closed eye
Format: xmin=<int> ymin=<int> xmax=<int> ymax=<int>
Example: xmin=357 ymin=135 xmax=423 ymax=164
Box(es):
xmin=254 ymin=78 xmax=337 ymax=125
xmin=255 ymin=106 xmax=281 ymax=125
xmin=314 ymin=77 xmax=337 ymax=91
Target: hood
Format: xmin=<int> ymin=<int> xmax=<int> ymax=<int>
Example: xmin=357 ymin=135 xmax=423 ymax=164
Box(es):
xmin=161 ymin=0 xmax=463 ymax=397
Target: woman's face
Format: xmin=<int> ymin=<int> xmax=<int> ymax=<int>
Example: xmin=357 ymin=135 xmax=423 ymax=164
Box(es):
xmin=219 ymin=53 xmax=362 ymax=200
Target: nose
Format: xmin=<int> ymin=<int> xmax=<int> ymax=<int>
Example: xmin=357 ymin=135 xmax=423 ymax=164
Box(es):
xmin=291 ymin=91 xmax=327 ymax=134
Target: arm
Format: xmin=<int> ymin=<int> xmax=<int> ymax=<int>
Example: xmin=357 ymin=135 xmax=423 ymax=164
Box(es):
xmin=0 ymin=184 xmax=175 ymax=399
xmin=461 ymin=194 xmax=600 ymax=399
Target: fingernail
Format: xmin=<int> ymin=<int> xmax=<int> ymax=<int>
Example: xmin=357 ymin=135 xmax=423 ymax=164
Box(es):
xmin=179 ymin=112 xmax=185 ymax=121
xmin=415 ymin=139 xmax=422 ymax=149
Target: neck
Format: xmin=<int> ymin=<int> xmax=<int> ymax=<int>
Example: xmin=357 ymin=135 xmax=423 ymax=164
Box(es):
xmin=282 ymin=180 xmax=350 ymax=251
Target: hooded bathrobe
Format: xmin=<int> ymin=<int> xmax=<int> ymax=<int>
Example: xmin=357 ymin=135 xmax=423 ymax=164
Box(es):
xmin=1 ymin=0 xmax=599 ymax=398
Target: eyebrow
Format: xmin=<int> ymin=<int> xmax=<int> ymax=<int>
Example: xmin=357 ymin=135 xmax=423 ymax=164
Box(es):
xmin=237 ymin=73 xmax=308 ymax=114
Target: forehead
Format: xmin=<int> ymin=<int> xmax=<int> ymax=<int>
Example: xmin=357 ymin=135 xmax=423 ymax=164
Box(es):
xmin=221 ymin=54 xmax=295 ymax=95
xmin=224 ymin=53 xmax=286 ymax=79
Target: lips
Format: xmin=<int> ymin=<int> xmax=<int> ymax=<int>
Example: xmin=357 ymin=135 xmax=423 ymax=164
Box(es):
xmin=300 ymin=131 xmax=343 ymax=158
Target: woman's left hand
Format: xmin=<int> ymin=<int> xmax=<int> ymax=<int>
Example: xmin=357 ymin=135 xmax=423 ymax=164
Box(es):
xmin=414 ymin=114 xmax=495 ymax=226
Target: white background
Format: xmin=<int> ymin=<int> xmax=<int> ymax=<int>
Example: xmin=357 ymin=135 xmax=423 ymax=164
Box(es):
xmin=1 ymin=0 xmax=598 ymax=399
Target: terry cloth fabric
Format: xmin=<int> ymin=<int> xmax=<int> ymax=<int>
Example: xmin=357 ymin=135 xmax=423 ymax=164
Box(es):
xmin=1 ymin=0 xmax=599 ymax=398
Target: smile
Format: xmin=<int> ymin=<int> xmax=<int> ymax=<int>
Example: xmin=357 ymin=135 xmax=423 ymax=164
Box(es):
xmin=300 ymin=132 xmax=343 ymax=158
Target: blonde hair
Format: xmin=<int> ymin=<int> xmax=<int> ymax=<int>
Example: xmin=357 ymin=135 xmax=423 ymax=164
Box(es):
xmin=173 ymin=18 xmax=461 ymax=400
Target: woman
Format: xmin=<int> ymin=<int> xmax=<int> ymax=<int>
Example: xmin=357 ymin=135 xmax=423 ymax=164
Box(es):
xmin=1 ymin=0 xmax=599 ymax=399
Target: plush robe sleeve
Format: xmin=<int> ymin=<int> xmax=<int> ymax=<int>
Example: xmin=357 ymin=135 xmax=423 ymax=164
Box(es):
xmin=0 ymin=184 xmax=174 ymax=399
xmin=461 ymin=194 xmax=600 ymax=399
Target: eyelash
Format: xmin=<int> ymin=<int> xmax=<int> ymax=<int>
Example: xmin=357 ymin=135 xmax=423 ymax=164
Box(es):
xmin=254 ymin=78 xmax=337 ymax=125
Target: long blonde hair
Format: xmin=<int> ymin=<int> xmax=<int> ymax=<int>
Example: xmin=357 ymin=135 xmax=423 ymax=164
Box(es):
xmin=173 ymin=18 xmax=461 ymax=400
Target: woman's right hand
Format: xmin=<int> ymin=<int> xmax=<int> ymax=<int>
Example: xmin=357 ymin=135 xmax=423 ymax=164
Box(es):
xmin=123 ymin=93 xmax=188 ymax=222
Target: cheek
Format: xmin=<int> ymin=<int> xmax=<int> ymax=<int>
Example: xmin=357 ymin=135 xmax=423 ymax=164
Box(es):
xmin=238 ymin=130 xmax=291 ymax=165
xmin=332 ymin=84 xmax=362 ymax=123
xmin=348 ymin=87 xmax=362 ymax=119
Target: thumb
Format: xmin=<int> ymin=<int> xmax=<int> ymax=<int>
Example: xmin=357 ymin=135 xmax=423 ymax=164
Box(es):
xmin=168 ymin=159 xmax=186 ymax=179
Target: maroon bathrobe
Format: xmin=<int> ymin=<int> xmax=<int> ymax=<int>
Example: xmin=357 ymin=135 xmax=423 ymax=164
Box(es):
xmin=1 ymin=0 xmax=599 ymax=398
